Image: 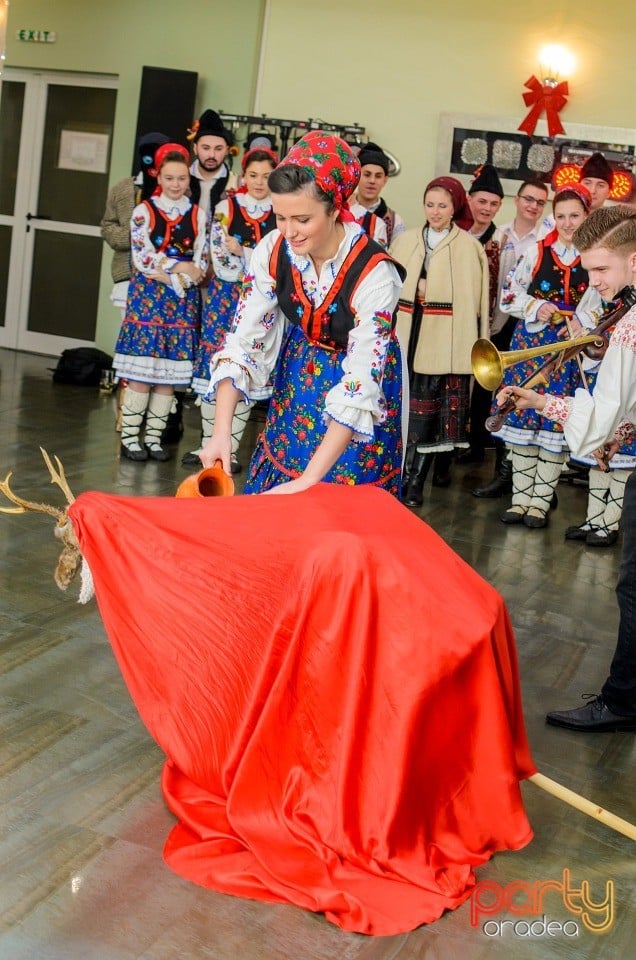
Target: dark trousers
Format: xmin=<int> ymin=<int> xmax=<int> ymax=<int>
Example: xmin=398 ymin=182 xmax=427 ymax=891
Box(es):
xmin=602 ymin=468 xmax=636 ymax=714
xmin=467 ymin=316 xmax=519 ymax=453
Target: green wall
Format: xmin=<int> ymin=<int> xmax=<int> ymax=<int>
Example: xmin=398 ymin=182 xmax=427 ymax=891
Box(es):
xmin=259 ymin=0 xmax=636 ymax=228
xmin=6 ymin=0 xmax=265 ymax=351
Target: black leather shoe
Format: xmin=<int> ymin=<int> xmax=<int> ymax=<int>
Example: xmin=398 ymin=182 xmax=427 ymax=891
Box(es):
xmin=586 ymin=529 xmax=619 ymax=547
xmin=546 ymin=695 xmax=636 ymax=732
xmin=120 ymin=443 xmax=148 ymax=462
xmin=524 ymin=510 xmax=549 ymax=528
xmin=145 ymin=444 xmax=171 ymax=462
xmin=181 ymin=450 xmax=203 ymax=467
xmin=472 ymin=459 xmax=512 ymax=498
xmin=564 ymin=524 xmax=592 ymax=541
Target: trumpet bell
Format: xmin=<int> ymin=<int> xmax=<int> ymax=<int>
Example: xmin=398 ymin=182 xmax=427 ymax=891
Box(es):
xmin=471 ymin=339 xmax=507 ymax=391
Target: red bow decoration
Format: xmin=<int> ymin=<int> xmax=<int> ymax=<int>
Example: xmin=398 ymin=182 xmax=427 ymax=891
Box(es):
xmin=518 ymin=75 xmax=569 ymax=138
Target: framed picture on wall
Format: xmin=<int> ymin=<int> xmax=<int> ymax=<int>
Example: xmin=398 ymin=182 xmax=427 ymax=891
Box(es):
xmin=437 ymin=112 xmax=636 ymax=200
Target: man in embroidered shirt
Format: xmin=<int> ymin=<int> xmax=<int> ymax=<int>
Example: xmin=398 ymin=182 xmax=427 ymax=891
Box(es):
xmin=348 ymin=142 xmax=405 ymax=248
xmin=188 ymin=109 xmax=238 ymax=226
xmin=457 ymin=164 xmax=505 ymax=465
xmin=498 ymin=204 xmax=636 ymax=732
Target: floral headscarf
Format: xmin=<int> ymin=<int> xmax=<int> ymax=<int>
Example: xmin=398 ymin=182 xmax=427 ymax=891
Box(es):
xmin=281 ymin=131 xmax=360 ymax=221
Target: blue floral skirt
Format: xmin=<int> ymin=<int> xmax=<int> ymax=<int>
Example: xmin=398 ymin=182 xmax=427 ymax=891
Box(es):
xmin=113 ymin=270 xmax=200 ymax=385
xmin=245 ymin=325 xmax=403 ymax=497
xmin=492 ymin=318 xmax=582 ymax=454
xmin=191 ymin=277 xmax=240 ymax=396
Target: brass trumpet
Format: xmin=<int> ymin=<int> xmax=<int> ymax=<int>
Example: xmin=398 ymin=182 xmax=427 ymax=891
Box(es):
xmin=471 ymin=334 xmax=607 ymax=392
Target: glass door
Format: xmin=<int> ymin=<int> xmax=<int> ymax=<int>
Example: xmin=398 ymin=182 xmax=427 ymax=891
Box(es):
xmin=0 ymin=77 xmax=26 ymax=346
xmin=0 ymin=70 xmax=117 ymax=354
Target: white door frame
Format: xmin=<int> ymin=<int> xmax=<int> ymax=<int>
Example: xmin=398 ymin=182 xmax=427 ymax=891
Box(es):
xmin=0 ymin=68 xmax=118 ymax=354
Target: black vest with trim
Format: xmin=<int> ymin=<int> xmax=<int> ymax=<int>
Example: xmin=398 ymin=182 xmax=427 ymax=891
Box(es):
xmin=190 ymin=170 xmax=230 ymax=214
xmin=527 ymin=235 xmax=588 ymax=309
xmin=144 ymin=199 xmax=198 ymax=259
xmin=269 ymin=231 xmax=406 ymax=350
xmin=226 ymin=197 xmax=276 ymax=247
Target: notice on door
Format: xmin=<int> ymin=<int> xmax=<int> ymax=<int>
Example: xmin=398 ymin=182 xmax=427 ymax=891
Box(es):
xmin=58 ymin=130 xmax=110 ymax=174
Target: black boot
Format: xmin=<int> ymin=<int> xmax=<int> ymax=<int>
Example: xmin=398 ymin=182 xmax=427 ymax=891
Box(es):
xmin=403 ymin=452 xmax=433 ymax=507
xmin=432 ymin=452 xmax=452 ymax=487
xmin=472 ymin=448 xmax=512 ymax=498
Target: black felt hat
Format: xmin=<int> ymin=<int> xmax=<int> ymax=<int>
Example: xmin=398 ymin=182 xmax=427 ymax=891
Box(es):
xmin=357 ymin=141 xmax=390 ymax=174
xmin=469 ymin=163 xmax=504 ymax=198
xmin=580 ymin=152 xmax=613 ymax=185
xmin=192 ymin=109 xmax=234 ymax=146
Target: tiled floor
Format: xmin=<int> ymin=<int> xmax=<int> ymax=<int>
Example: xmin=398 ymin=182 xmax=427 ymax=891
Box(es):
xmin=0 ymin=347 xmax=634 ymax=959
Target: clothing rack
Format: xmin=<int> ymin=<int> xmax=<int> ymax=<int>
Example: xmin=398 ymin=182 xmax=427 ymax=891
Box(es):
xmin=218 ymin=112 xmax=367 ymax=155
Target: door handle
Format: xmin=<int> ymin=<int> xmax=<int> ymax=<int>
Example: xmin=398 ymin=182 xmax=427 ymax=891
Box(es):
xmin=26 ymin=213 xmax=52 ymax=221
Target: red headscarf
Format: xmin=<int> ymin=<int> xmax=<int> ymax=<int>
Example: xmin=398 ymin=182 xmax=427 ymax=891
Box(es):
xmin=553 ymin=182 xmax=592 ymax=213
xmin=152 ymin=142 xmax=190 ymax=176
xmin=281 ymin=131 xmax=360 ymax=221
xmin=425 ymin=175 xmax=474 ymax=231
xmin=241 ymin=146 xmax=279 ymax=172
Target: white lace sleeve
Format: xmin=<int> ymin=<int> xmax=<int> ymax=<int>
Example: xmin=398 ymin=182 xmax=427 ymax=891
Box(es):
xmin=323 ymin=260 xmax=402 ymax=442
xmin=207 ymin=233 xmax=285 ymax=402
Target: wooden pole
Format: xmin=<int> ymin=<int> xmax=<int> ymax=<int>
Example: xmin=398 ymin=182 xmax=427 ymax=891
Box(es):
xmin=528 ymin=772 xmax=636 ymax=841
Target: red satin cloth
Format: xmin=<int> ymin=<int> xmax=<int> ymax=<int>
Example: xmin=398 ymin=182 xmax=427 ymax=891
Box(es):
xmin=69 ymin=485 xmax=535 ymax=935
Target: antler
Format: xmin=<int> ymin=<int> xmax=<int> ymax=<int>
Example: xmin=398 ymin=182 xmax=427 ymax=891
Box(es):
xmin=40 ymin=447 xmax=76 ymax=506
xmin=0 ymin=470 xmax=65 ymax=520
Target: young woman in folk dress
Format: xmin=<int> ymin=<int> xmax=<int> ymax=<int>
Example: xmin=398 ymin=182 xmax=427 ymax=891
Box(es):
xmin=199 ymin=131 xmax=406 ymax=496
xmin=113 ymin=143 xmax=207 ymax=462
xmin=183 ymin=146 xmax=279 ymax=473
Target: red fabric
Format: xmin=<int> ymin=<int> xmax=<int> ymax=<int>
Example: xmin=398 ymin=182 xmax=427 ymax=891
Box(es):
xmin=69 ymin=484 xmax=535 ymax=936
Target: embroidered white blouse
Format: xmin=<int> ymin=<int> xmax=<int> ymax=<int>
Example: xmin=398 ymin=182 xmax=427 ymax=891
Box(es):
xmin=499 ymin=238 xmax=603 ymax=332
xmin=130 ymin=194 xmax=208 ymax=298
xmin=208 ymin=221 xmax=403 ymax=439
xmin=542 ymin=303 xmax=636 ymax=454
xmin=210 ymin=193 xmax=274 ymax=282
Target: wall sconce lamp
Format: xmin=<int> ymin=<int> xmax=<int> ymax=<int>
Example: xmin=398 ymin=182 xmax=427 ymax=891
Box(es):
xmin=518 ymin=43 xmax=574 ymax=138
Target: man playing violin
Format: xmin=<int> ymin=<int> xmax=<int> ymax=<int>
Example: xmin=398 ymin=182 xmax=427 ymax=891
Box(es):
xmin=499 ymin=204 xmax=636 ymax=731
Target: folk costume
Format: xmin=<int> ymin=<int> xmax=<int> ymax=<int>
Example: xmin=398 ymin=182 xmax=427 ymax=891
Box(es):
xmin=349 ymin=199 xmax=388 ymax=247
xmin=349 ymin=142 xmax=405 ymax=248
xmin=392 ymin=176 xmax=489 ymax=504
xmin=566 ymin=316 xmax=636 ymax=545
xmin=113 ymin=143 xmax=208 ymax=460
xmin=100 ymin=132 xmax=170 ymax=316
xmin=495 ymin=186 xmax=603 ymax=525
xmin=187 ymin=110 xmax=239 ymax=227
xmin=538 ymin=290 xmax=636 ymax=721
xmin=207 ymin=132 xmax=406 ymax=495
xmin=462 ymin=164 xmax=505 ymax=462
xmin=186 ymin=149 xmax=279 ymax=471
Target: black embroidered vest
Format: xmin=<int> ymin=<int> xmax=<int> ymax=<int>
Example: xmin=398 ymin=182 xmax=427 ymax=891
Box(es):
xmin=226 ymin=197 xmax=276 ymax=247
xmin=527 ymin=235 xmax=589 ymax=310
xmin=144 ymin=199 xmax=198 ymax=259
xmin=269 ymin=232 xmax=406 ymax=351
